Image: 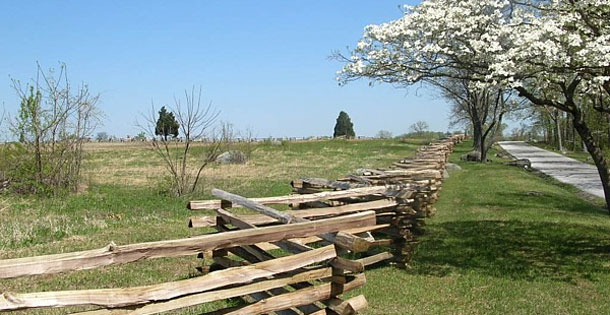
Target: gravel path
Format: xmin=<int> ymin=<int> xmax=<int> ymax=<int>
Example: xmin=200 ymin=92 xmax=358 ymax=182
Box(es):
xmin=498 ymin=141 xmax=604 ymax=198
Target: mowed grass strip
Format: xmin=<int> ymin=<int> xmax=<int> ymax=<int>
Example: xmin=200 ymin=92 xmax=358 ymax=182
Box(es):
xmin=347 ymin=141 xmax=610 ymax=315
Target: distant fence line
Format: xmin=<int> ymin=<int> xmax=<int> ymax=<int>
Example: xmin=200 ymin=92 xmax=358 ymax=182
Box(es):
xmin=88 ymin=135 xmax=375 ymax=143
xmin=88 ymin=133 xmax=462 ymax=143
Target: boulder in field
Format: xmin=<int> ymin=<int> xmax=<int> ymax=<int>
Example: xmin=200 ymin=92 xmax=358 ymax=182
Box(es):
xmin=460 ymin=151 xmax=481 ymax=162
xmin=216 ymin=151 xmax=247 ymax=164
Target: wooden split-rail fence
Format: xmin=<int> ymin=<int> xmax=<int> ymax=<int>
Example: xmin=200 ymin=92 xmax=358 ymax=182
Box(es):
xmin=0 ymin=134 xmax=464 ymax=314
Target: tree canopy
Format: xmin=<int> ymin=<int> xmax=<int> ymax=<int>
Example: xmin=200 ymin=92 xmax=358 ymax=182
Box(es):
xmin=409 ymin=121 xmax=429 ymax=135
xmin=155 ymin=106 xmax=179 ymax=140
xmin=337 ymin=0 xmax=610 ymax=210
xmin=333 ymin=111 xmax=355 ymax=138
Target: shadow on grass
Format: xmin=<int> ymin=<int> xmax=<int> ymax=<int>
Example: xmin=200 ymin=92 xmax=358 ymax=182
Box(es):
xmin=412 ymin=219 xmax=610 ymax=283
xmin=532 ymin=169 xmax=608 ymax=210
xmin=470 ymin=190 xmax=608 ymax=217
xmin=411 ymin=140 xmax=610 ymax=284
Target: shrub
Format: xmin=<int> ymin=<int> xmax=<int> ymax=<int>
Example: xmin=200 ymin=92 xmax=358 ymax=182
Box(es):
xmin=5 ymin=64 xmax=101 ymax=195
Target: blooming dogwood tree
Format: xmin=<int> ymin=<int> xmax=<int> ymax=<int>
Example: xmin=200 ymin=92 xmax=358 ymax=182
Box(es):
xmin=337 ymin=0 xmax=610 ymax=210
xmin=335 ymin=0 xmax=516 ymax=161
xmin=499 ymin=0 xmax=610 ymax=209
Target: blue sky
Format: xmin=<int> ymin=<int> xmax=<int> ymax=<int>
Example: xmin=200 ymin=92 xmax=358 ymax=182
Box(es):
xmin=0 ymin=0 xmax=453 ymax=138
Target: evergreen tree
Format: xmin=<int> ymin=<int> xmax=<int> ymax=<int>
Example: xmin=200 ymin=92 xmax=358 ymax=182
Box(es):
xmin=155 ymin=106 xmax=179 ymax=140
xmin=333 ymin=111 xmax=355 ymax=139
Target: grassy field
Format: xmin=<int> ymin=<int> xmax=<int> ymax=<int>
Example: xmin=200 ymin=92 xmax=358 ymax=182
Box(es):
xmin=1 ymin=138 xmax=609 ymax=314
xmin=348 ymin=141 xmax=610 ymax=314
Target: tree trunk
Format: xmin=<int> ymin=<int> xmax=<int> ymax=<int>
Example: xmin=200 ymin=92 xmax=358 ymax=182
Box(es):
xmin=607 ymin=115 xmax=610 ymax=150
xmin=479 ymin=113 xmax=503 ymax=164
xmin=568 ymin=116 xmax=576 ymax=151
xmin=555 ymin=111 xmax=564 ymax=152
xmin=479 ymin=135 xmax=488 ymax=163
xmin=572 ymin=109 xmax=610 ymax=213
xmin=473 ymin=122 xmax=482 ymax=152
xmin=35 ymin=134 xmax=42 ymax=183
xmin=545 ymin=116 xmax=551 ymax=144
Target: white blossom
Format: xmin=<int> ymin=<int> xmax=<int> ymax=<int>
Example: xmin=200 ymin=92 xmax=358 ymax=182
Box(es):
xmin=337 ymin=0 xmax=610 ymax=102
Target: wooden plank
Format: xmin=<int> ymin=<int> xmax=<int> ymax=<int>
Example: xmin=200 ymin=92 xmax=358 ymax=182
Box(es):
xmin=216 ymin=208 xmax=314 ymax=254
xmin=213 ymin=209 xmax=324 ymax=315
xmin=327 ymin=295 xmax=368 ymax=315
xmin=206 ymin=222 xmax=389 ymax=257
xmin=345 ymin=174 xmax=374 ymax=184
xmin=209 ymin=254 xmax=309 ymax=315
xmin=288 ymin=199 xmax=397 ymax=218
xmin=0 ymin=246 xmax=337 ymax=311
xmin=291 ymin=178 xmax=367 ymax=190
xmin=330 ymin=257 xmax=364 ymax=273
xmin=74 ymin=268 xmax=334 ymax=315
xmin=213 ymin=220 xmax=276 ymax=263
xmin=355 ymin=169 xmax=387 ymax=175
xmin=361 ymin=170 xmax=442 ymax=178
xmin=189 ymin=186 xmax=406 ymax=210
xmin=188 ymin=215 xmax=217 ymax=228
xmin=397 ymin=158 xmax=444 ymax=163
xmin=190 ymin=199 xmax=398 ymax=228
xmin=392 ymin=163 xmax=444 ymax=172
xmin=0 ymin=212 xmax=375 ymax=279
xmin=193 ymin=213 xmax=277 ymax=228
xmin=220 ymin=223 xmax=390 ymax=255
xmin=211 ymin=189 xmax=374 ymax=252
xmin=294 ymin=201 xmax=332 ymax=209
xmin=213 ymin=209 xmax=362 ymax=313
xmin=222 ymin=274 xmax=366 ymax=315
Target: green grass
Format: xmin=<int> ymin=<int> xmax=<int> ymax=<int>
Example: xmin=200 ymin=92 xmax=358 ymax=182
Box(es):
xmin=348 ymin=141 xmax=610 ymax=314
xmin=2 ymin=138 xmax=610 ymax=314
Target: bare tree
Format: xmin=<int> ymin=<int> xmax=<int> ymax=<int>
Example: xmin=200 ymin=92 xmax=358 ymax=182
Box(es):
xmin=140 ymin=87 xmax=225 ymax=196
xmin=376 ymin=130 xmax=393 ymax=139
xmin=0 ymin=108 xmax=7 ymax=191
xmin=0 ymin=106 xmax=5 ymax=138
xmin=243 ymin=127 xmax=259 ymax=157
xmin=7 ymin=63 xmax=101 ymax=194
xmin=409 ymin=121 xmax=429 ymax=136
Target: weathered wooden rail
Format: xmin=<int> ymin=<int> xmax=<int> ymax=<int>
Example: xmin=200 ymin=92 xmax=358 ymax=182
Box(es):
xmin=0 ymin=134 xmax=464 ymax=314
xmin=0 ymin=210 xmax=375 ymax=313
